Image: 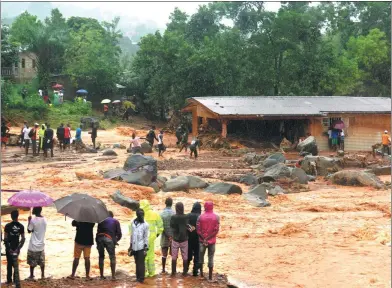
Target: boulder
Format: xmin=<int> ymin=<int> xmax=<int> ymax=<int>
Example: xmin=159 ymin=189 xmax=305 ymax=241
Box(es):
xmin=157 ymin=175 xmax=168 ymax=184
xmin=111 ymin=190 xmax=139 ymax=211
xmin=124 ymin=154 xmax=157 ymax=181
xmin=296 ymin=136 xmax=318 ymax=155
xmin=149 ymin=182 xmax=160 ymax=192
xmin=141 ymin=142 xmax=153 ymax=153
xmin=120 ymin=170 xmax=153 ymax=186
xmin=187 ymin=176 xmax=209 ymax=189
xmin=291 ymin=167 xmax=309 ymax=184
xmin=262 ymin=163 xmax=291 ymax=182
xmin=337 ymin=150 xmax=345 ymax=157
xmin=307 ymin=175 xmax=316 ymax=182
xmin=204 ymin=182 xmax=242 ymax=195
xmin=266 ymin=153 xmax=286 ymax=163
xmin=85 ymin=147 xmax=98 ymax=153
xmin=8 ymin=135 xmax=19 ymax=146
xmin=300 ymin=156 xmax=342 ymax=176
xmin=239 ymin=174 xmax=259 ymax=186
xmin=102 ymin=149 xmax=118 ymax=156
xmin=268 ymin=185 xmax=286 ymax=196
xmin=263 ymin=159 xmax=278 ymax=169
xmin=162 ymin=176 xmax=190 ymax=192
xmin=329 ymin=170 xmax=384 ymax=189
xmin=113 ymin=143 xmax=126 ymax=149
xmin=243 ymin=185 xmax=271 ymax=207
xmin=365 ymin=166 xmax=391 ymax=176
xmin=103 ymin=168 xmax=127 ymax=180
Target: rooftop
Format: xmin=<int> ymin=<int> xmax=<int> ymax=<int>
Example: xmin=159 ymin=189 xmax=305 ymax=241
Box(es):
xmin=186 ymin=96 xmax=391 ymax=116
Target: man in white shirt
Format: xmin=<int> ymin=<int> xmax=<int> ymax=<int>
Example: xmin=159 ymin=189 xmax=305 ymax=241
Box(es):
xmin=27 ymin=207 xmax=47 ymax=280
xmin=22 ymin=125 xmax=31 ymax=155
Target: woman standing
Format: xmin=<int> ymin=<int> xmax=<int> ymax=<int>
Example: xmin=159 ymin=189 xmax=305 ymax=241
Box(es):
xmin=38 ymin=124 xmax=46 ymax=155
xmin=129 ymin=209 xmax=149 ymax=283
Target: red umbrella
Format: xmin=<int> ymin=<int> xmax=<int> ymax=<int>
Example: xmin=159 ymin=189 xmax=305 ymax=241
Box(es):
xmin=52 ymin=84 xmax=63 ymax=89
xmin=333 ymin=120 xmax=345 ymax=130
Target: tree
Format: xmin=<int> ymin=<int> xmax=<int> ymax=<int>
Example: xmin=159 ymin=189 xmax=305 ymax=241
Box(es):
xmin=1 ymin=24 xmax=19 ymax=67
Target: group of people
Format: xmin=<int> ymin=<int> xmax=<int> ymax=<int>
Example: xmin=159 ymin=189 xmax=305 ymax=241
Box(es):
xmin=327 ymin=127 xmax=345 ymax=151
xmin=129 ymin=127 xmax=166 ymax=157
xmin=176 ymin=124 xmax=201 ymax=159
xmin=3 ymin=198 xmax=220 ymax=286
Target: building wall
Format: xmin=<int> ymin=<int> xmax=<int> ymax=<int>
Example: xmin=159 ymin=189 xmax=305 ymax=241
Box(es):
xmin=310 ymin=114 xmax=391 ymax=152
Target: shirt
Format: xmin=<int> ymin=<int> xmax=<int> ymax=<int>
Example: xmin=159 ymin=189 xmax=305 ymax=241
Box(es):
xmin=96 ymin=217 xmax=122 ymax=245
xmin=382 ymin=134 xmax=391 ymax=145
xmin=44 ymin=128 xmax=54 ymax=140
xmin=158 ymin=134 xmax=163 ymax=145
xmin=57 ymin=126 xmax=65 ymax=138
xmin=30 ymin=128 xmax=37 ymax=141
xmin=170 ymin=214 xmax=189 ymax=243
xmin=130 ymin=137 xmax=141 ymax=148
xmin=72 ymin=221 xmax=95 ymax=246
xmin=4 ymin=221 xmax=24 ymax=251
xmin=23 ymin=127 xmax=31 ymax=140
xmin=130 ymin=220 xmax=149 ymax=251
xmin=327 ymin=130 xmax=332 ymax=138
xmin=27 ymin=217 xmax=47 ymax=252
xmin=75 ymin=128 xmax=82 ymax=140
xmin=64 ymin=127 xmax=71 ymax=138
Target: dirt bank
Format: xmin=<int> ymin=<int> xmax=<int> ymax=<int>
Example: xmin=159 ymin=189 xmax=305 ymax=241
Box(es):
xmin=1 ymin=127 xmax=391 ymax=288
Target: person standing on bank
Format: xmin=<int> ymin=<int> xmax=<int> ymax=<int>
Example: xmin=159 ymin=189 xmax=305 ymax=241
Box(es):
xmin=4 ymin=210 xmax=25 ymax=288
xmin=157 ymin=130 xmax=165 ymax=157
xmin=96 ymin=211 xmax=122 ymax=280
xmin=170 ymin=202 xmax=189 ymax=276
xmin=44 ymin=124 xmax=54 ymax=158
xmin=129 ymin=208 xmax=149 ymax=283
xmin=90 ymin=123 xmax=98 ymax=149
xmin=381 ymin=130 xmax=391 ymax=158
xmin=56 ymin=123 xmax=65 ymax=152
xmin=69 ymin=220 xmax=95 ymax=280
xmin=30 ymin=123 xmax=39 ymax=156
xmin=160 ymin=197 xmax=175 ymax=273
xmin=187 ymin=202 xmax=202 ymax=276
xmin=197 ymin=201 xmax=220 ymax=281
xmin=38 ymin=124 xmax=46 ymax=155
xmin=23 ymin=124 xmax=31 ymax=155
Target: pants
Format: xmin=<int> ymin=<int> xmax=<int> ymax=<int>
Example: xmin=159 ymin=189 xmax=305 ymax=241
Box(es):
xmin=179 ymin=143 xmax=188 ymax=152
xmin=92 ymin=137 xmax=96 ymax=149
xmin=97 ymin=236 xmax=116 ymax=262
xmin=199 ymin=243 xmax=215 ymax=268
xmin=20 ymin=134 xmax=24 ymax=148
xmin=188 ymin=238 xmax=199 ymax=272
xmin=38 ymin=137 xmax=44 ymax=153
xmin=171 ymin=240 xmax=188 ymax=261
xmin=58 ymin=137 xmax=64 ymax=150
xmin=134 ymin=250 xmax=145 ymax=282
xmin=340 ymin=139 xmax=344 ymax=151
xmin=158 ymin=144 xmax=165 ymax=156
xmin=328 ymin=138 xmax=332 ymax=149
xmin=44 ymin=140 xmax=54 ymax=157
xmin=190 ymin=148 xmax=198 ymax=158
xmin=25 ymin=139 xmax=30 ymax=155
xmin=31 ymin=139 xmax=37 ymax=155
xmin=6 ymin=252 xmax=20 ymax=287
xmin=382 ymin=145 xmax=390 ymax=157
xmin=145 ymin=237 xmax=156 ymax=276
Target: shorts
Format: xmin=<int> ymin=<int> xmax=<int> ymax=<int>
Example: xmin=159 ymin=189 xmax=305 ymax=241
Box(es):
xmin=1 ymin=136 xmax=8 ymax=143
xmin=44 ymin=139 xmax=53 ymax=149
xmin=63 ymin=138 xmax=70 ymax=145
xmin=332 ymin=138 xmax=338 ymax=145
xmin=74 ymin=243 xmax=92 ymax=259
xmin=96 ymin=236 xmax=116 ymax=260
xmin=58 ymin=136 xmax=64 ymax=143
xmin=27 ymin=250 xmax=45 ymax=267
xmin=171 ymin=240 xmax=188 ymax=261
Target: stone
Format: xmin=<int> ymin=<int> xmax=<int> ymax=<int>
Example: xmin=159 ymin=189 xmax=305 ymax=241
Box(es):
xmin=263 ymin=159 xmax=278 ymax=169
xmin=337 ymin=150 xmax=345 ymax=157
xmin=329 ymin=170 xmax=384 ymax=189
xmin=243 ymin=185 xmax=271 ymax=207
xmin=266 ymin=153 xmax=286 ymax=163
xmin=204 ymin=182 xmax=242 ymax=195
xmin=268 ymin=185 xmax=286 ymax=196
xmin=250 ymin=164 xmax=263 ymax=170
xmin=85 ymin=147 xmax=97 ymax=153
xmin=149 ymin=182 xmax=160 ymax=192
xmin=300 ymin=156 xmax=342 ymax=176
xmin=262 ymin=163 xmax=291 ymax=182
xmin=120 ymin=170 xmax=153 ymax=186
xmin=111 ymin=190 xmax=140 ymax=211
xmin=296 ymin=136 xmax=318 ymax=156
xmin=157 ymin=175 xmax=168 ymax=184
xmin=291 ymin=167 xmax=309 ymax=184
xmin=102 ymin=149 xmax=118 ymax=156
xmin=124 ymin=154 xmax=157 ymax=181
xmin=103 ymin=168 xmax=127 ymax=180
xmin=365 ymin=166 xmax=391 ymax=176
xmin=187 ymin=176 xmax=209 ymax=189
xmin=239 ymin=174 xmax=259 ymax=186
xmin=307 ymin=175 xmax=316 ymax=182
xmin=141 ymin=142 xmax=153 ymax=153
xmin=8 ymin=135 xmax=19 ymax=146
xmin=162 ymin=176 xmax=190 ymax=192
xmin=243 ymin=153 xmax=266 ymax=165
xmin=113 ymin=143 xmax=126 ymax=149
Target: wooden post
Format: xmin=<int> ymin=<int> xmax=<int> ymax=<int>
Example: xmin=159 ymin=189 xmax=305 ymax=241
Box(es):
xmin=192 ymin=108 xmax=198 ymax=137
xmin=221 ymin=119 xmax=227 ymax=138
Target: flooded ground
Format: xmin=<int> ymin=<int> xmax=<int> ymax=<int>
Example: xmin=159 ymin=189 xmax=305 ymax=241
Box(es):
xmin=1 ymin=126 xmax=391 ymax=288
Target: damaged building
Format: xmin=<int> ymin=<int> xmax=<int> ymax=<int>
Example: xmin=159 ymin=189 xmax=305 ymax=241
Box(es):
xmin=181 ymin=96 xmax=391 ymax=151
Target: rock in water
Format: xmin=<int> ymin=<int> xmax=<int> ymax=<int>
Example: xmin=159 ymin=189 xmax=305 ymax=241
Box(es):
xmin=141 ymin=142 xmax=153 ymax=153
xmin=186 ymin=176 xmax=209 ymax=189
xmin=329 ymin=170 xmax=384 ymax=189
xmin=365 ymin=166 xmax=391 ymax=176
xmin=103 ymin=168 xmax=127 ymax=179
xmin=263 ymin=159 xmax=278 ymax=169
xmin=268 ymin=185 xmax=286 ymax=196
xmin=111 ymin=190 xmax=140 ymax=211
xmin=124 ymin=154 xmax=157 ymax=181
xmin=266 ymin=153 xmax=286 ymax=163
xmin=301 ymin=156 xmax=342 ymax=176
xmin=262 ymin=163 xmax=291 ymax=182
xmin=120 ymin=170 xmax=153 ymax=186
xmin=113 ymin=143 xmax=126 ymax=149
xmin=204 ymin=182 xmax=242 ymax=195
xmin=243 ymin=185 xmax=271 ymax=207
xmin=102 ymin=149 xmax=118 ymax=156
xmin=291 ymin=167 xmax=309 ymax=184
xmin=162 ymin=176 xmax=190 ymax=192
xmin=239 ymin=174 xmax=259 ymax=186
xmin=296 ymin=136 xmax=318 ymax=155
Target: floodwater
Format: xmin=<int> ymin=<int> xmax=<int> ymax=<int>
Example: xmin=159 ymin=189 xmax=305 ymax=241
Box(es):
xmin=1 ymin=126 xmax=391 ymax=288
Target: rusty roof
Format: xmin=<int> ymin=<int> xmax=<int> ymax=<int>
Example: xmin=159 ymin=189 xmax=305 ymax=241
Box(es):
xmin=187 ymin=96 xmax=391 ymax=116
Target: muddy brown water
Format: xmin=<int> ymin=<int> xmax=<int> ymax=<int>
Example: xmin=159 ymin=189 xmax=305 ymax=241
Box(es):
xmin=1 ymin=128 xmax=391 ymax=288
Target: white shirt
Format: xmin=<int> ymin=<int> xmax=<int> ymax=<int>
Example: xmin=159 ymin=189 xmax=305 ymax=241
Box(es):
xmin=28 ymin=217 xmax=47 ymax=252
xmin=23 ymin=127 xmax=31 ymax=140
xmin=158 ymin=134 xmax=163 ymax=145
xmin=130 ymin=220 xmax=149 ymax=251
xmin=130 ymin=137 xmax=141 ymax=148
xmin=340 ymin=130 xmax=345 ymax=137
xmin=327 ymin=130 xmax=332 ymax=138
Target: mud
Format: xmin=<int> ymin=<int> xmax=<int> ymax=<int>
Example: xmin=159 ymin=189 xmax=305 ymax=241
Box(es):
xmin=1 ymin=126 xmax=391 ymax=288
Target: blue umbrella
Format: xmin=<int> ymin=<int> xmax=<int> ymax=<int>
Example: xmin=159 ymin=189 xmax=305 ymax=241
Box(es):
xmin=76 ymin=89 xmax=88 ymax=94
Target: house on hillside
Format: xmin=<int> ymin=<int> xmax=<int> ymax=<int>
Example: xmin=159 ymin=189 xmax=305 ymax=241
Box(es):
xmin=1 ymin=51 xmax=37 ymax=83
xmin=182 ymin=96 xmax=391 ymax=151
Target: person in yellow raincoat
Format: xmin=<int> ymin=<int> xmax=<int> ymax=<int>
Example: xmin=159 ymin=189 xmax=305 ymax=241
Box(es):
xmin=130 ymin=200 xmax=163 ymax=277
xmin=38 ymin=123 xmax=46 ymax=155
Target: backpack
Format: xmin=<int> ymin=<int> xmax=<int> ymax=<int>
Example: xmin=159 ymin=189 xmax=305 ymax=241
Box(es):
xmin=28 ymin=129 xmax=34 ymax=138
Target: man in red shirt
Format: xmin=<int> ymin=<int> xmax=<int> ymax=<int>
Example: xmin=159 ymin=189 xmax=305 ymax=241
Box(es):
xmin=63 ymin=124 xmax=71 ymax=150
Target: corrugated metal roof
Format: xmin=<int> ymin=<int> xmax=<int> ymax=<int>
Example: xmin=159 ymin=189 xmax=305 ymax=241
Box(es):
xmin=190 ymin=96 xmax=391 ymax=116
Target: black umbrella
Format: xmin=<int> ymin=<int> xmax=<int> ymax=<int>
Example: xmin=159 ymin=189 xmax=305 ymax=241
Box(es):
xmin=54 ymin=193 xmax=109 ymax=223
